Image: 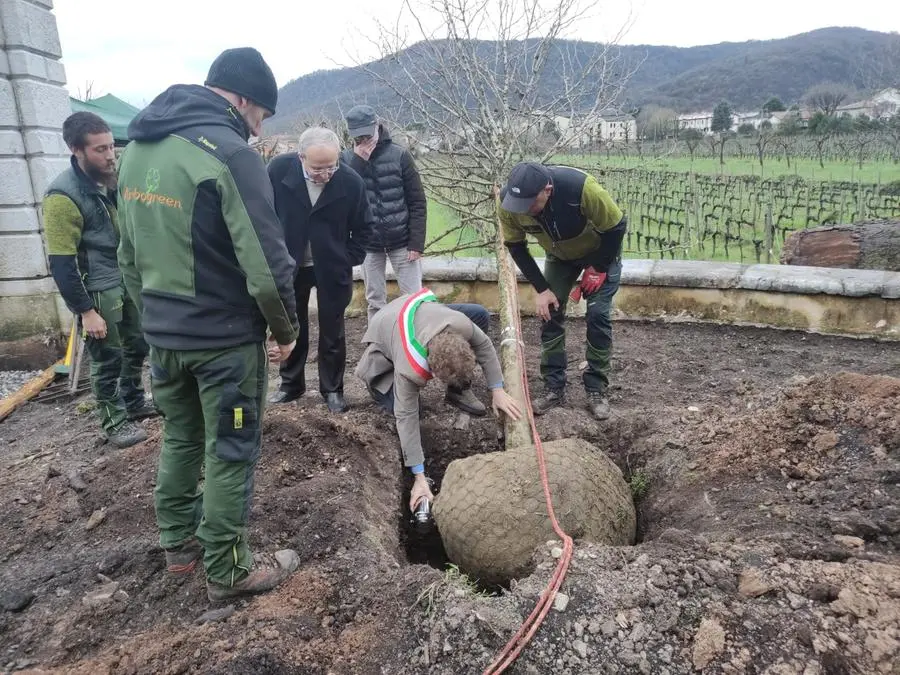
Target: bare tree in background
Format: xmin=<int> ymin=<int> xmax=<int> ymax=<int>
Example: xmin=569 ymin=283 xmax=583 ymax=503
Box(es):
xmin=75 ymin=80 xmax=102 ymax=101
xmin=753 ymin=124 xmax=774 ymax=171
xmin=352 ymin=0 xmax=636 ymax=255
xmin=636 ymin=104 xmax=677 ymax=142
xmin=679 ymin=128 xmax=703 ymax=162
xmin=292 ymin=110 xmax=353 ymax=148
xmin=803 ymin=82 xmax=854 ymax=116
xmin=250 ymin=137 xmax=284 ymax=164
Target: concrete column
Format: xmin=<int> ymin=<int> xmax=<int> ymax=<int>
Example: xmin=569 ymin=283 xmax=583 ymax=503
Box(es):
xmin=0 ymin=0 xmax=72 ymax=342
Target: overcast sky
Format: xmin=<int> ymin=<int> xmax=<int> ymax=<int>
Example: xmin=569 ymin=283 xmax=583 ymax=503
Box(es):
xmin=54 ymin=0 xmax=897 ymax=108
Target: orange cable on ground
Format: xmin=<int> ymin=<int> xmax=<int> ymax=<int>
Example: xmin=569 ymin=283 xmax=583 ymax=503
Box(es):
xmin=482 ymin=258 xmax=575 ymax=675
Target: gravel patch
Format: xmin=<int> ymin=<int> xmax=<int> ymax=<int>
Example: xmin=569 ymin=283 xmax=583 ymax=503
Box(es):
xmin=0 ymin=370 xmax=41 ymax=400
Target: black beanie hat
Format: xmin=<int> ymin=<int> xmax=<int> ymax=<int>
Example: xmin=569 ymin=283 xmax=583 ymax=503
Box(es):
xmin=204 ymin=47 xmax=278 ymax=115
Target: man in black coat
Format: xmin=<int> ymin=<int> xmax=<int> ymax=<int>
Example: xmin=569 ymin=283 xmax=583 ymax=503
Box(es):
xmin=267 ymin=126 xmax=373 ymax=412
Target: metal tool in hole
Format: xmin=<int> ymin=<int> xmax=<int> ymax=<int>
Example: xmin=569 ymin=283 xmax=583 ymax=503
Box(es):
xmin=412 ymin=496 xmax=435 ymax=534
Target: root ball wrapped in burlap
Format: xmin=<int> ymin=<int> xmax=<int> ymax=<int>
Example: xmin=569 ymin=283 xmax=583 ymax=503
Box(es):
xmin=433 ymin=438 xmax=636 ymax=585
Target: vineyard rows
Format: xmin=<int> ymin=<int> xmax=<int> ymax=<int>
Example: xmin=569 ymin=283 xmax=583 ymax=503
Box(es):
xmin=576 ymin=166 xmax=900 ymax=263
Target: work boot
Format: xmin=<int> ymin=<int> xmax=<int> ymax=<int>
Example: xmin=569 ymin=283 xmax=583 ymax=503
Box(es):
xmin=165 ymin=538 xmax=203 ymax=574
xmin=127 ymin=394 xmax=159 ymax=421
xmin=268 ymin=389 xmax=304 ymax=405
xmin=586 ymin=390 xmax=611 ymax=421
xmin=105 ymin=420 xmax=148 ymax=449
xmin=207 ymin=549 xmax=300 ymax=602
xmin=325 ymin=392 xmax=349 ymax=413
xmin=445 ymin=385 xmax=487 ymax=417
xmin=532 ymin=389 xmax=565 ymax=416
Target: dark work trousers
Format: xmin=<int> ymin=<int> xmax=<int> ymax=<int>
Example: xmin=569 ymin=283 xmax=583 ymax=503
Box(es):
xmin=278 ymin=266 xmax=348 ymax=397
xmin=540 ymin=257 xmax=622 ymax=393
xmin=368 ymin=302 xmax=491 ymax=414
xmin=86 ymin=284 xmax=149 ymax=433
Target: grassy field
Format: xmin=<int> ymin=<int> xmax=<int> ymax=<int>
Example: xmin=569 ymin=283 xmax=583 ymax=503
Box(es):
xmin=422 ymin=155 xmax=900 ymax=263
xmin=425 ymin=207 xmax=763 ymax=263
xmin=426 ymin=200 xmax=546 ymax=259
xmin=553 ymin=154 xmax=900 ymax=184
xmin=425 ymin=196 xmax=790 ymax=263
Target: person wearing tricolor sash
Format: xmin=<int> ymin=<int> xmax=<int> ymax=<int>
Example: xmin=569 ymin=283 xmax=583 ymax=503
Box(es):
xmin=354 ymin=288 xmax=523 ymax=510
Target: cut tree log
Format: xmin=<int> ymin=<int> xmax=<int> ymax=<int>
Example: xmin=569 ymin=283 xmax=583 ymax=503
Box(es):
xmin=779 ymin=220 xmax=900 ymax=271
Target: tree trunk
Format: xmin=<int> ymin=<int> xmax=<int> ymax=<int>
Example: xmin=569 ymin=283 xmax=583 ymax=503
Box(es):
xmin=493 ymin=234 xmax=533 ymax=451
xmin=780 ymin=221 xmax=900 ymax=271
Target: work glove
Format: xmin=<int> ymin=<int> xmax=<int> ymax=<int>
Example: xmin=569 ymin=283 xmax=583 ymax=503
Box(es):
xmin=569 ymin=266 xmax=607 ymax=302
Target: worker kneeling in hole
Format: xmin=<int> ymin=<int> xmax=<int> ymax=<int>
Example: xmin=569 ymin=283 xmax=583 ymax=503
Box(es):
xmin=355 ymin=289 xmax=523 ymax=523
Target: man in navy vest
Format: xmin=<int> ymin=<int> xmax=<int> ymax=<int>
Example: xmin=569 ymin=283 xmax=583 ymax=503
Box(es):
xmin=497 ymin=162 xmax=627 ymax=421
xmin=43 ymin=112 xmax=155 ymax=449
xmin=341 ymin=105 xmax=428 ymax=321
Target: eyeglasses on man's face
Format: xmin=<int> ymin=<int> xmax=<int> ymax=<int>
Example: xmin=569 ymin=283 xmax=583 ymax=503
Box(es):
xmin=302 ymin=161 xmax=340 ymax=177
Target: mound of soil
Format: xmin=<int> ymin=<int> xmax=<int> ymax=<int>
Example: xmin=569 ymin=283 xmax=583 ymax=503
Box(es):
xmin=643 ymin=371 xmax=900 ymax=558
xmin=0 ymin=316 xmax=897 ymax=674
xmin=413 ymin=369 xmax=900 ymax=674
xmin=419 ymin=536 xmax=900 ymax=675
xmin=434 ymin=438 xmax=636 ymax=585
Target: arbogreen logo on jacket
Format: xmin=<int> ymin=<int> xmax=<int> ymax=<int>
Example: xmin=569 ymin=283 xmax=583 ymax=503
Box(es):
xmin=145 ymin=168 xmax=160 ymax=194
xmin=121 ymin=167 xmax=182 ymax=210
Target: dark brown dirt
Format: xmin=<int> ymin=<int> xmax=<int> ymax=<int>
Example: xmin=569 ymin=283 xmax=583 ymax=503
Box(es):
xmin=0 ymin=315 xmax=898 ymax=674
xmin=0 ymin=334 xmax=65 ymax=371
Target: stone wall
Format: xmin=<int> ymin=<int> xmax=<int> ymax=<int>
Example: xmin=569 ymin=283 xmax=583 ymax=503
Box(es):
xmin=0 ymin=0 xmax=71 ymax=341
xmin=346 ymin=258 xmax=900 ymax=340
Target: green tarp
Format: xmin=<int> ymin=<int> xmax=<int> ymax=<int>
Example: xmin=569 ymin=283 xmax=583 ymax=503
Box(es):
xmin=69 ymin=94 xmax=141 ymax=145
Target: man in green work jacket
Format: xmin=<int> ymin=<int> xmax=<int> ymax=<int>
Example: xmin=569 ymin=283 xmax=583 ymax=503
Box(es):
xmin=43 ymin=111 xmax=156 ymax=449
xmin=497 ymin=162 xmax=627 ymax=421
xmin=116 ymin=47 xmax=301 ymax=602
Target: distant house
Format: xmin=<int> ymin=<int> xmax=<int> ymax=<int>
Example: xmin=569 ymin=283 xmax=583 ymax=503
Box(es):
xmin=731 ymin=111 xmax=766 ymax=131
xmin=768 ymin=111 xmax=791 ymax=127
xmin=596 ymin=115 xmax=636 ymax=142
xmin=556 ymin=112 xmax=637 ymax=147
xmin=836 ymin=88 xmax=900 ymax=119
xmin=768 ymin=109 xmax=812 ymax=129
xmin=677 ymin=112 xmax=714 ymax=134
xmin=68 ymin=94 xmax=141 ymax=146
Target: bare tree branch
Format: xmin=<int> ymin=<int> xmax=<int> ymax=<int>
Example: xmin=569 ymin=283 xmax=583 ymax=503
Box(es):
xmin=344 ymin=0 xmax=635 ymax=251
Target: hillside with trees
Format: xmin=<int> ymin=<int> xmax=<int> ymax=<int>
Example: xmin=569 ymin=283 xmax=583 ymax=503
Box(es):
xmin=266 ymin=27 xmax=900 ymax=134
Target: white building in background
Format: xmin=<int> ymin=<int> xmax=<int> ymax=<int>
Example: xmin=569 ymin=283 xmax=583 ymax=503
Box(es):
xmin=597 ymin=115 xmax=636 ymax=141
xmin=677 ymin=112 xmax=714 ymax=133
xmin=549 ymin=112 xmax=637 ymax=148
xmin=677 ymin=110 xmax=765 ymax=134
xmin=767 ymin=111 xmax=793 ymax=128
xmin=731 ymin=111 xmax=767 ymax=131
xmin=836 ymin=88 xmax=900 ymax=119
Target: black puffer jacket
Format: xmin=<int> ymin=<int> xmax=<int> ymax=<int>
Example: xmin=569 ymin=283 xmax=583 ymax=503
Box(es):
xmin=342 ymin=125 xmax=427 ymax=253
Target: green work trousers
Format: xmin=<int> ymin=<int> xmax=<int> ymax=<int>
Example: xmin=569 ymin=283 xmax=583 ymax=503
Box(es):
xmin=85 ymin=284 xmax=149 ymax=433
xmin=540 ymin=256 xmax=622 ymax=393
xmin=149 ymin=342 xmax=267 ymax=586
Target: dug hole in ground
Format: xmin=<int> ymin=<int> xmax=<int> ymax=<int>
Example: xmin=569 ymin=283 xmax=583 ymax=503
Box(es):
xmin=0 ymin=316 xmax=898 ymax=674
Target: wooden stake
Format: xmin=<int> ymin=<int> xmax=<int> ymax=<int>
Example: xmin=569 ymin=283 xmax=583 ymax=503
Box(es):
xmin=494 ymin=223 xmax=533 ymax=452
xmin=0 ymin=360 xmax=63 ymax=424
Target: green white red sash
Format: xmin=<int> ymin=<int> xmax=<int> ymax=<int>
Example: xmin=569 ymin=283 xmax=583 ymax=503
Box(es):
xmin=399 ymin=288 xmax=437 ymax=380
